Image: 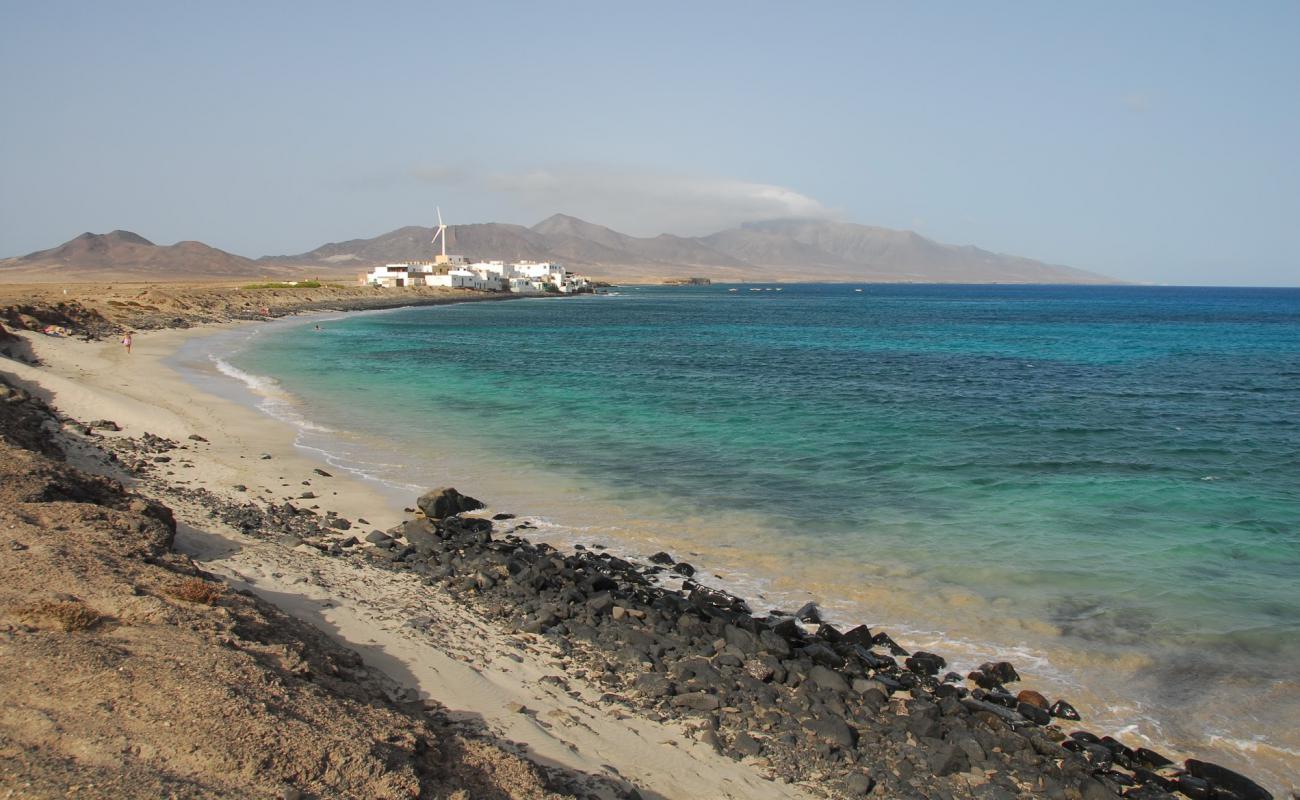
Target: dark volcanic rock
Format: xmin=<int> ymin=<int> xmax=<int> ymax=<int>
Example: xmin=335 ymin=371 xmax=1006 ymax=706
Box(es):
xmin=758 ymin=629 xmax=792 ymax=658
xmin=928 ymin=742 xmax=970 ymax=776
xmin=840 ymin=624 xmax=873 ymax=647
xmin=872 ymin=631 xmax=909 ymax=656
xmin=844 ymin=773 xmax=875 ymax=796
xmin=979 ymin=661 xmax=1020 ymax=684
xmin=416 ymin=486 xmax=485 ymax=519
xmin=803 ymin=714 xmax=855 ymax=749
xmin=1177 ymin=775 xmax=1212 ymax=800
xmin=1132 ymin=747 xmax=1172 ymax=769
xmin=1016 ymin=689 xmax=1048 ymax=710
xmin=731 ymin=731 xmax=762 ymax=757
xmin=1017 ymin=701 xmax=1050 ymax=725
xmin=396 ymin=519 xmax=439 ymax=550
xmin=967 ymin=669 xmax=1000 ymax=690
xmin=671 ymin=691 xmax=721 ymax=712
xmin=301 ymin=483 xmax=1278 ymax=800
xmin=688 ymin=584 xmax=750 ymax=617
xmin=801 ymin=642 xmax=845 ymax=669
xmin=794 ymin=601 xmax=822 ymax=623
xmin=440 ymin=515 xmax=492 ymax=537
xmin=904 ymin=651 xmax=946 ymax=676
xmin=1049 ymin=698 xmax=1082 ymax=721
xmin=808 ymin=664 xmax=850 ymax=693
xmin=1184 ymin=759 xmax=1273 ymax=800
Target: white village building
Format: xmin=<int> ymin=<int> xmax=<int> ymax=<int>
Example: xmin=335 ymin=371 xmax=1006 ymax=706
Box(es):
xmin=359 ymin=209 xmax=592 ymax=294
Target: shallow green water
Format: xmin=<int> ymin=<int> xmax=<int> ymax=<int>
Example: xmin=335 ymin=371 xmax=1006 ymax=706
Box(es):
xmin=197 ymin=283 xmax=1300 ymax=786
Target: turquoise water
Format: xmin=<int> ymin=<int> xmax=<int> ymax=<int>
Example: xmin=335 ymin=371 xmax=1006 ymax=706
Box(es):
xmin=211 ymin=284 xmax=1300 ymax=785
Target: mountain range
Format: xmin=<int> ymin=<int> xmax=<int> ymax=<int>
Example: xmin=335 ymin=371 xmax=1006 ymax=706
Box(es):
xmin=270 ymin=214 xmax=1113 ymax=283
xmin=1 ymin=216 xmax=1115 ymax=284
xmin=0 ymin=231 xmax=282 ymax=282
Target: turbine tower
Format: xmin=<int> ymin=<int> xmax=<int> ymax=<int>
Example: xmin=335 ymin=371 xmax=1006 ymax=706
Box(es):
xmin=431 ymin=207 xmax=449 ymax=263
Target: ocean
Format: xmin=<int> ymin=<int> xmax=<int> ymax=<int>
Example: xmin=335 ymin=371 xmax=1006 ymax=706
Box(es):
xmin=176 ymin=283 xmax=1300 ymax=787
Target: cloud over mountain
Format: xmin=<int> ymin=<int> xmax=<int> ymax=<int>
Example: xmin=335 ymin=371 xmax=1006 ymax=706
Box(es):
xmin=412 ymin=164 xmax=834 ymax=236
xmin=263 ymin=214 xmax=1115 ymax=285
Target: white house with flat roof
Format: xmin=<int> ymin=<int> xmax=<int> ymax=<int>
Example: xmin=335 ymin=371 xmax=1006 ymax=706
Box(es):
xmin=358 ymin=212 xmax=592 ymax=292
xmin=362 ymin=263 xmax=435 ymax=288
xmin=362 ymin=259 xmax=590 ymax=293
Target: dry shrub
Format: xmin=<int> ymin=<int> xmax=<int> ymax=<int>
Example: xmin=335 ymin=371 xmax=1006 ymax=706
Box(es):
xmin=21 ymin=600 xmax=104 ymax=632
xmin=166 ymin=578 xmax=225 ymax=605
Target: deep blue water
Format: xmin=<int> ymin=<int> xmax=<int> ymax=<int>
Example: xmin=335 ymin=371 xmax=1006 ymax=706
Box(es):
xmin=220 ymin=283 xmax=1300 ymax=781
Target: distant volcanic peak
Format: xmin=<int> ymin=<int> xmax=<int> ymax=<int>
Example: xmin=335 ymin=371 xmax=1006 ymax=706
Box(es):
xmin=9 ymin=214 xmax=1115 ymax=285
xmin=71 ymin=230 xmax=155 ymax=248
xmin=531 ymin=213 xmax=624 ymax=240
xmin=270 ymin=214 xmax=1114 ymax=283
xmin=107 ymin=230 xmax=154 ymax=246
xmin=1 ymin=228 xmax=271 ymax=280
xmin=531 ymin=212 xmax=586 ymax=230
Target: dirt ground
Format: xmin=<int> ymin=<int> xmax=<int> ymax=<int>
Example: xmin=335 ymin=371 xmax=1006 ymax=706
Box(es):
xmin=0 ymin=400 xmax=596 ymax=799
xmin=0 ymin=281 xmax=506 ymax=337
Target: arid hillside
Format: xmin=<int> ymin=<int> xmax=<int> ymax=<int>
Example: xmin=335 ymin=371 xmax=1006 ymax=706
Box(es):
xmin=0 ymin=231 xmax=351 ymax=284
xmin=266 ymin=214 xmax=1116 ymax=284
xmin=0 ymin=383 xmax=588 ymax=799
xmin=5 ymin=216 xmax=1117 ymax=285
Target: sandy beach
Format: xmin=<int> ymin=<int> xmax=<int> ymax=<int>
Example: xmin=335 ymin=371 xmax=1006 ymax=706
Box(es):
xmin=1 ymin=295 xmax=1288 ymax=800
xmin=2 ymin=321 xmax=818 ymax=800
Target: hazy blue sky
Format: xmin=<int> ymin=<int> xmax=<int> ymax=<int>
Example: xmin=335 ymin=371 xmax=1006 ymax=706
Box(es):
xmin=3 ymin=1 xmax=1298 ymax=285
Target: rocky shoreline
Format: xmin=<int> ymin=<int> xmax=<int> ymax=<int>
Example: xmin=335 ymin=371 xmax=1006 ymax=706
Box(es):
xmin=1 ymin=375 xmax=637 ymax=799
xmin=0 ymin=282 xmax=545 ymax=342
xmin=52 ymin=397 xmax=1279 ymax=800
xmin=0 ymin=294 xmax=1287 ymax=799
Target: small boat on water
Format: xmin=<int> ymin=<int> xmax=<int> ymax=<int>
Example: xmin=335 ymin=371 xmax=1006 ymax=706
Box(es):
xmin=854 ymin=288 xmax=864 ymax=293
xmin=728 ymin=288 xmax=738 ymax=292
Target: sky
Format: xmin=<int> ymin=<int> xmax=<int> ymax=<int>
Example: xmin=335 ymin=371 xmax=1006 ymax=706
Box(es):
xmin=2 ymin=1 xmax=1298 ymax=285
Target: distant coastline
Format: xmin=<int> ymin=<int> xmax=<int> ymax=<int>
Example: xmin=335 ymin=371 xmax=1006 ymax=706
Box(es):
xmin=1 ymin=214 xmax=1119 ymax=286
xmin=202 ymin=283 xmax=1298 ymax=794
xmin=2 ymin=282 xmax=1292 ymax=798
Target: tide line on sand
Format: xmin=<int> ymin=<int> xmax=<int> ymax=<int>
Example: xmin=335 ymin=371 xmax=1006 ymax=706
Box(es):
xmin=1 ymin=319 xmax=1287 ymax=799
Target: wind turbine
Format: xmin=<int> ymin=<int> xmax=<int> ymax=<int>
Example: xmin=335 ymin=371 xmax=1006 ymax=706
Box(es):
xmin=430 ymin=207 xmax=448 ymax=260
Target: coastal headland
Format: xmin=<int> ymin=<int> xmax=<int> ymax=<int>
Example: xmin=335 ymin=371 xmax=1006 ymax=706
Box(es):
xmin=0 ymin=286 xmax=1286 ymax=799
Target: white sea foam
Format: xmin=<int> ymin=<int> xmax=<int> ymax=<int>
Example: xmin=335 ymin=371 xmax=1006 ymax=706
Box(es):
xmin=1206 ymin=735 xmax=1300 ymax=758
xmin=291 ymin=439 xmax=425 ymax=494
xmin=210 ymin=355 xmax=334 ymax=434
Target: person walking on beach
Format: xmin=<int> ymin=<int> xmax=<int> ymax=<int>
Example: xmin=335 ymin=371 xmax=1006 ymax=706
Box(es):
xmin=122 ymin=332 xmax=133 ymax=354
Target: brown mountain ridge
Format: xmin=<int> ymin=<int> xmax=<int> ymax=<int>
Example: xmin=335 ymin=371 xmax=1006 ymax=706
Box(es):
xmin=0 ymin=230 xmax=310 ymax=283
xmin=266 ymin=214 xmax=1114 ymax=284
xmin=3 ymin=216 xmax=1117 ymax=284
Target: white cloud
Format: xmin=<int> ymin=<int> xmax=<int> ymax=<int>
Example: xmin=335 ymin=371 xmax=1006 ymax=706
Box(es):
xmin=411 ymin=163 xmax=833 ymax=235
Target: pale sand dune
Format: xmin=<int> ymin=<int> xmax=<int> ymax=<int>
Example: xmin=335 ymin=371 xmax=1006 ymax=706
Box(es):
xmin=2 ymin=325 xmax=815 ymax=800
